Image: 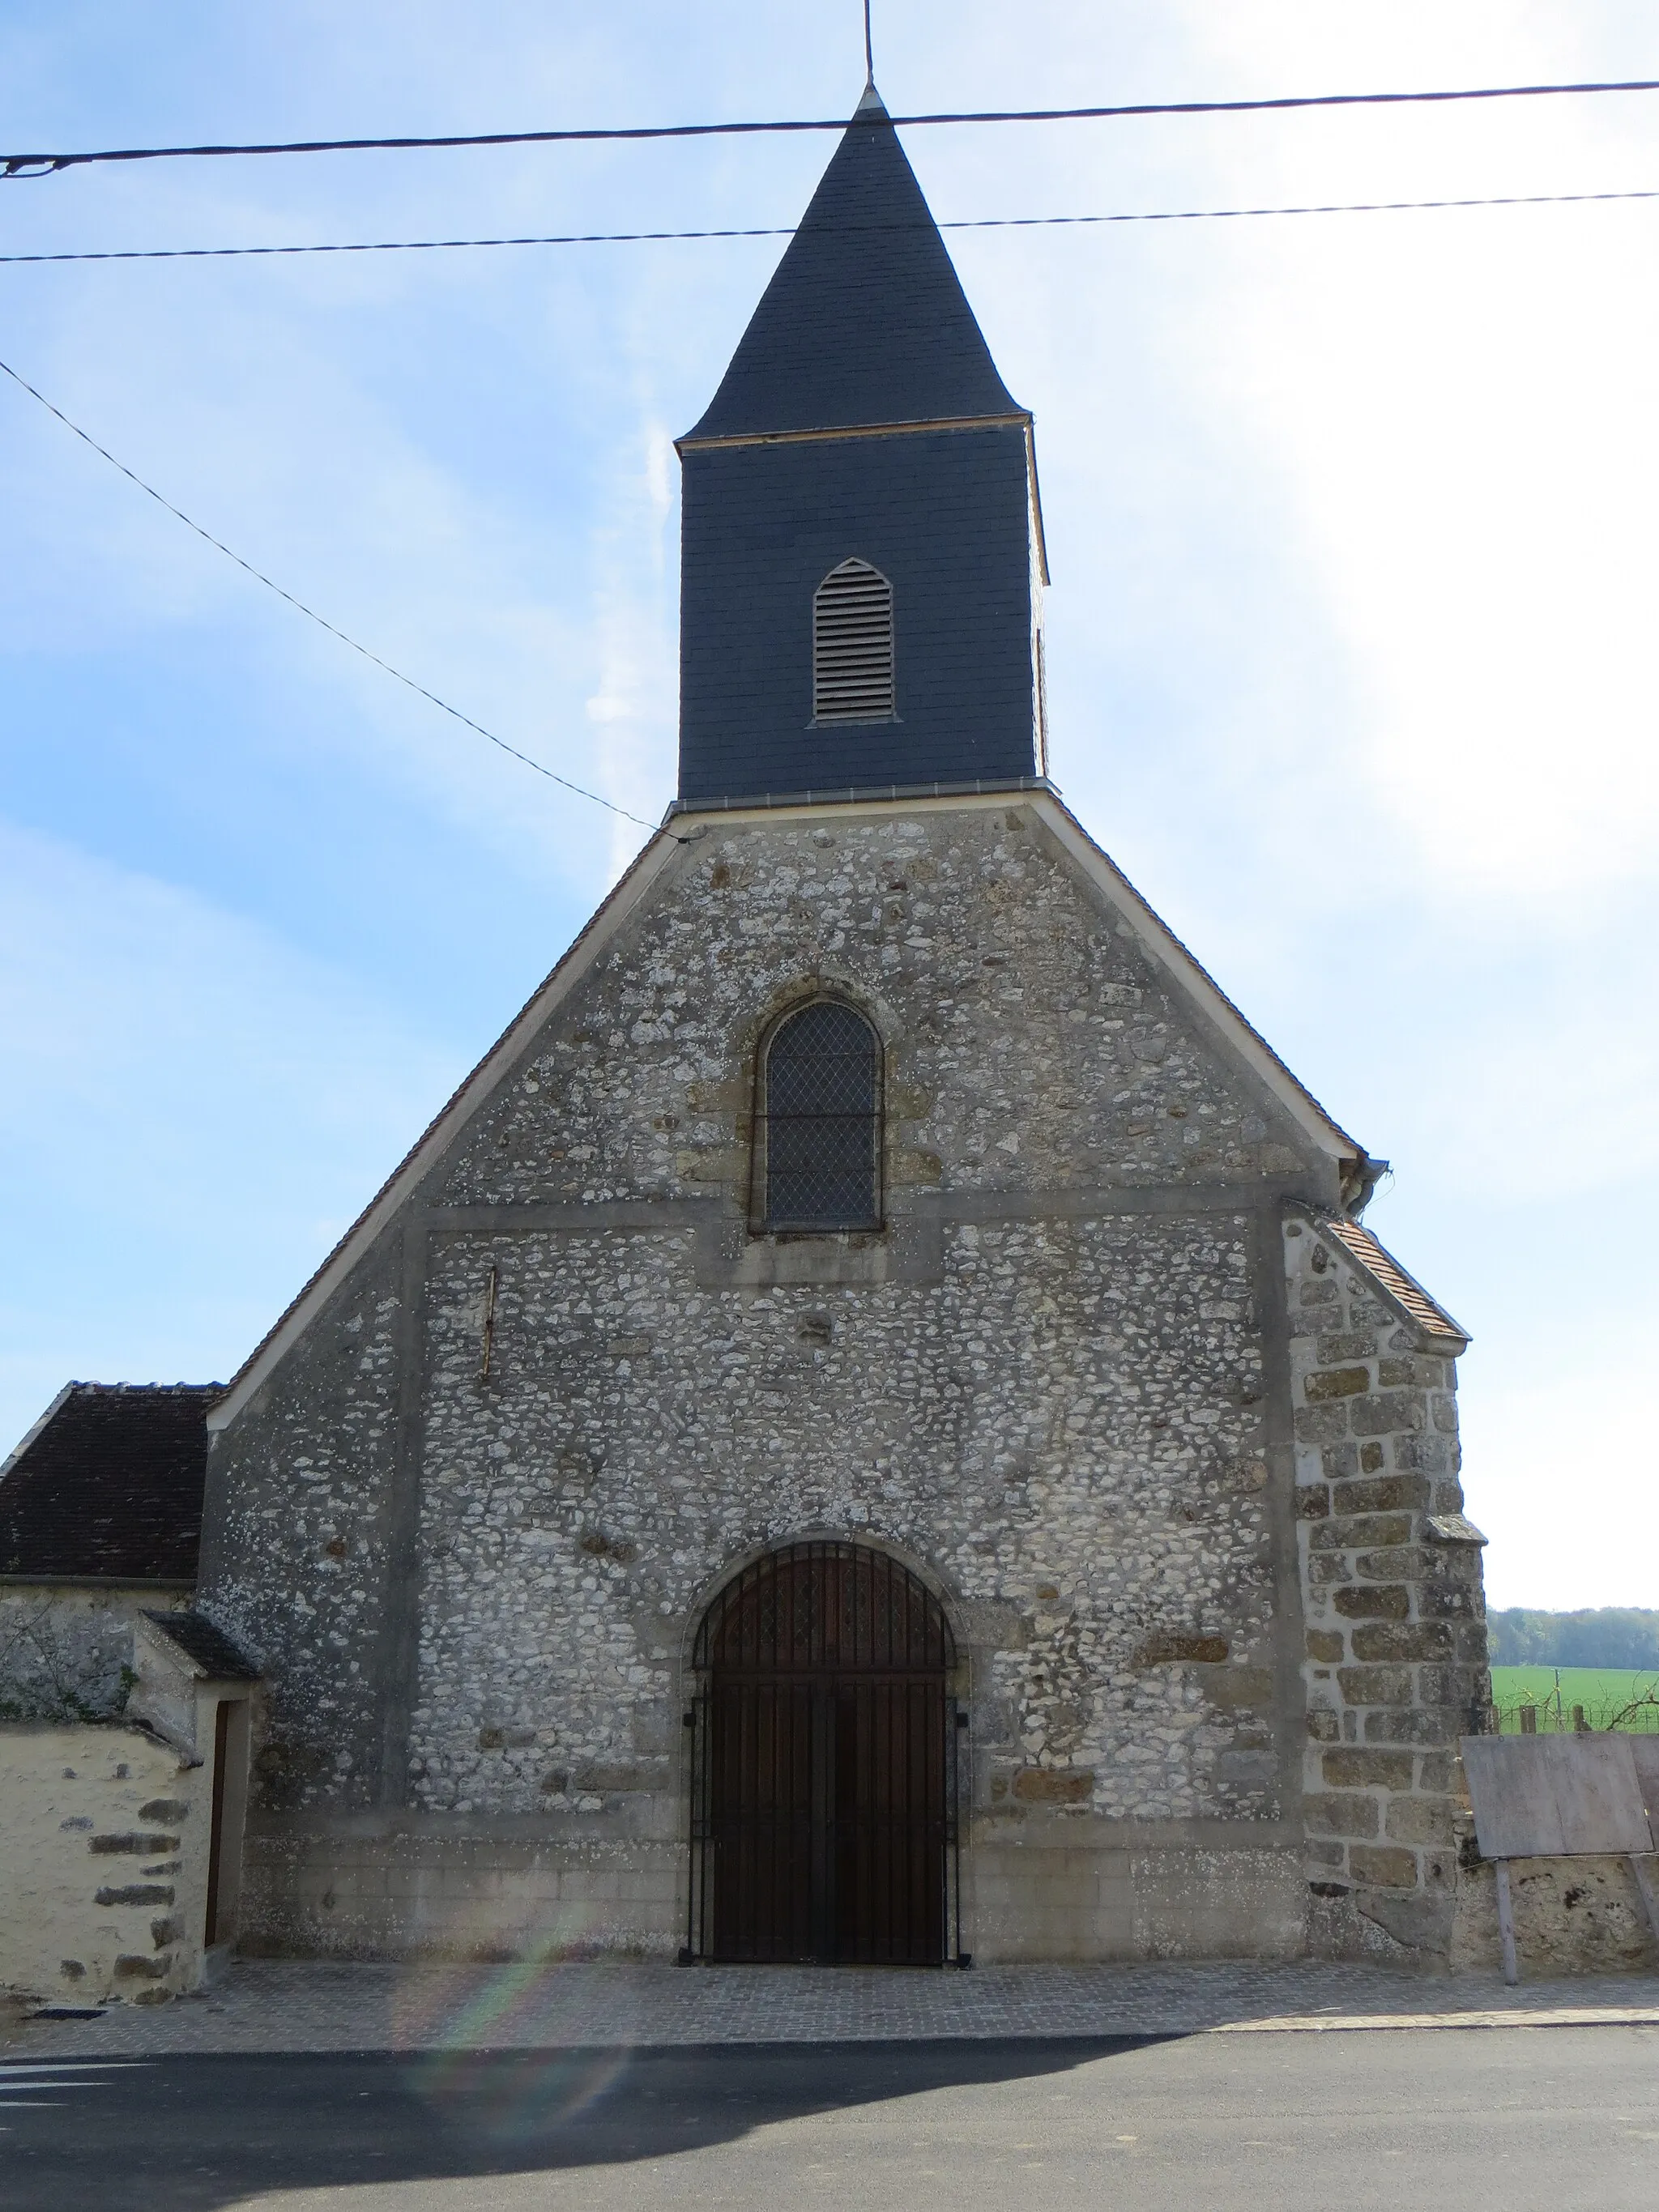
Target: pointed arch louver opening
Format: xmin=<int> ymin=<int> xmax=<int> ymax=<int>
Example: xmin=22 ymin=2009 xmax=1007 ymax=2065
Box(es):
xmin=812 ymin=558 xmax=894 ymax=724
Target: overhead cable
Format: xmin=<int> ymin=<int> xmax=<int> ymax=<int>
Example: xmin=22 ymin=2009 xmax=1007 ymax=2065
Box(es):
xmin=0 ymin=354 xmax=672 ymax=840
xmin=6 ymin=75 xmax=1659 ymax=177
xmin=5 ymin=185 xmax=1659 ymax=263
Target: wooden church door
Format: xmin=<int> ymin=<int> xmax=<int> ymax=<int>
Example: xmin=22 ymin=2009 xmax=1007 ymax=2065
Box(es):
xmin=688 ymin=1542 xmax=958 ymax=1964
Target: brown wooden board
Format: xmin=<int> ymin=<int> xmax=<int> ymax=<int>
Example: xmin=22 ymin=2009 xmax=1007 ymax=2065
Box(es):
xmin=1461 ymin=1734 xmax=1656 ymax=1860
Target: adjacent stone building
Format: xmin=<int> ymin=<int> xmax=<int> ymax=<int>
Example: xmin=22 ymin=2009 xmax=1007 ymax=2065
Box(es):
xmin=11 ymin=86 xmax=1491 ymax=1974
xmin=0 ymin=1387 xmax=258 ymax=2005
xmin=0 ymin=1383 xmax=213 ymax=1722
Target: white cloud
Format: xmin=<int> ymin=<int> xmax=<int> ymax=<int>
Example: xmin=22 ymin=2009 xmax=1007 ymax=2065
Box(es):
xmin=1465 ymin=1328 xmax=1659 ymax=1609
xmin=1215 ymin=200 xmax=1659 ymax=896
xmin=1162 ymin=1 xmax=1659 ymax=898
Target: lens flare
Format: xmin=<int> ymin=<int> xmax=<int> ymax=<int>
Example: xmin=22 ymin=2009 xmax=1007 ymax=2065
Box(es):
xmin=390 ymin=1912 xmax=650 ymax=2142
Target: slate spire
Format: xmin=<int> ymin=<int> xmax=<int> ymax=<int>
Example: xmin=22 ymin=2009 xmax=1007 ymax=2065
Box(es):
xmin=684 ymin=87 xmax=1023 ymax=443
xmin=675 ymin=88 xmax=1046 ymax=811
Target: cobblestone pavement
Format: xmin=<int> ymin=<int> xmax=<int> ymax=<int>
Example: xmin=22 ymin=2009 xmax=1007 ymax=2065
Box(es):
xmin=6 ymin=1958 xmax=1658 ymax=2057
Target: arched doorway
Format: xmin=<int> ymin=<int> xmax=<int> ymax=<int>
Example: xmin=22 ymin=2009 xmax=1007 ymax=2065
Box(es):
xmin=684 ymin=1541 xmax=962 ymax=1965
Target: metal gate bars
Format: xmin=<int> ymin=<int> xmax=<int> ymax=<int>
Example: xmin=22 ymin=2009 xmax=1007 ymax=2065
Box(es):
xmin=684 ymin=1541 xmax=965 ymax=1965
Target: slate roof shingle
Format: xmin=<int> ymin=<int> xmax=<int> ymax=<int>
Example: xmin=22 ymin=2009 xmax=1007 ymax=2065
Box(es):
xmin=683 ymin=88 xmax=1022 ymax=442
xmin=141 ymin=1607 xmax=260 ymax=1681
xmin=0 ymin=1382 xmax=220 ymax=1582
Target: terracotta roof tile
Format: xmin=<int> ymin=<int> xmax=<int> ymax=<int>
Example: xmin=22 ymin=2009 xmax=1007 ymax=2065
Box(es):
xmin=1319 ymin=1214 xmax=1469 ymax=1348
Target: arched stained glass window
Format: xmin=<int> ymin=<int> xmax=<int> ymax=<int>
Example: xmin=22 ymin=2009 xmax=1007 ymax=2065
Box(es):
xmin=761 ymin=1001 xmax=881 ymax=1231
xmin=812 ymin=559 xmax=894 ymax=723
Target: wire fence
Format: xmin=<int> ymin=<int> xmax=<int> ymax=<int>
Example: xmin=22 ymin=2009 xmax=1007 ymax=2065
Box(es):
xmin=1489 ymin=1679 xmax=1659 ymax=1735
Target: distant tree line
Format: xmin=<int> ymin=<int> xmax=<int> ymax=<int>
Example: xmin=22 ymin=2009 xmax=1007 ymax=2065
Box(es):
xmin=1487 ymin=1607 xmax=1659 ymax=1669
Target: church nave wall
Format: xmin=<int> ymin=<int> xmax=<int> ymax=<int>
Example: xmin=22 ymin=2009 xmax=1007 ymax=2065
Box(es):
xmin=198 ymin=1235 xmax=407 ymax=1818
xmin=190 ymin=795 xmax=1401 ymax=1961
xmin=405 ymin=1206 xmax=1290 ymax=1847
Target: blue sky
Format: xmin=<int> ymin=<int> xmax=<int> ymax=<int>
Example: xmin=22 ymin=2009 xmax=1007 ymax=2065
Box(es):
xmin=2 ymin=2 xmax=1656 ymax=1607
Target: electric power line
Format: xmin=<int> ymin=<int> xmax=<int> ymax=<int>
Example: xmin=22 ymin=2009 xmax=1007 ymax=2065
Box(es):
xmin=0 ymin=353 xmax=673 ymax=841
xmin=6 ymin=75 xmax=1659 ymax=178
xmin=4 ymin=185 xmax=1659 ymax=263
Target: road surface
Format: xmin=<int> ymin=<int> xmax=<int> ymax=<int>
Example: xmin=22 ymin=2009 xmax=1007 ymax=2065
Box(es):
xmin=3 ymin=2025 xmax=1656 ymax=2210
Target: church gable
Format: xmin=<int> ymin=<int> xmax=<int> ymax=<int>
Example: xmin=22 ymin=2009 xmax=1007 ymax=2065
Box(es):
xmin=435 ymin=795 xmax=1355 ymax=1222
xmin=211 ymin=789 xmax=1365 ymax=1438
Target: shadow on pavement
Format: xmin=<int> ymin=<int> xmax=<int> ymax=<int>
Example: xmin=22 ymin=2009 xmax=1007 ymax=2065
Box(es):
xmin=5 ymin=2035 xmax=1174 ymax=2211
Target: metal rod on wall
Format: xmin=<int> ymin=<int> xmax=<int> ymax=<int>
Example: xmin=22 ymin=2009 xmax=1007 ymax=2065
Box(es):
xmin=477 ymin=1263 xmax=497 ymax=1381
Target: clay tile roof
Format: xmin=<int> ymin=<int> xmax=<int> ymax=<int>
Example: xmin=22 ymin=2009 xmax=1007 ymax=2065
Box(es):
xmin=0 ymin=1383 xmax=220 ymax=1583
xmin=141 ymin=1608 xmax=259 ymax=1681
xmin=1319 ymin=1215 xmax=1470 ymax=1349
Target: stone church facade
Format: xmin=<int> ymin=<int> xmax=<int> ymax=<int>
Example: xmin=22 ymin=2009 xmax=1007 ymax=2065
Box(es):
xmin=188 ymin=87 xmax=1487 ymax=1968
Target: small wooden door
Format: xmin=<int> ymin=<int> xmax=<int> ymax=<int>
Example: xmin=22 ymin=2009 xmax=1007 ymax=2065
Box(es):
xmin=695 ymin=1543 xmax=953 ymax=1964
xmin=204 ymin=1699 xmax=232 ymax=1946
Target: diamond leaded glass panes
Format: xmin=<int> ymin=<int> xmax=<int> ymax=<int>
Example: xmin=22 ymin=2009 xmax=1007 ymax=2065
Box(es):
xmin=763 ymin=1000 xmax=880 ymax=1230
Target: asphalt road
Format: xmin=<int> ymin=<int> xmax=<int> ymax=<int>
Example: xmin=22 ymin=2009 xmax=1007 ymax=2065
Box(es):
xmin=3 ymin=2027 xmax=1657 ymax=2211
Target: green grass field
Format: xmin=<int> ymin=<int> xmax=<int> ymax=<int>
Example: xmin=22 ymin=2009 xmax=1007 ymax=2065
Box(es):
xmin=1489 ymin=1664 xmax=1659 ymax=1730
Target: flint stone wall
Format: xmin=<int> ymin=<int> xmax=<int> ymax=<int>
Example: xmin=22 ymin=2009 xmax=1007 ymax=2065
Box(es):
xmin=414 ymin=1209 xmax=1277 ymax=1826
xmin=1449 ymin=1844 xmax=1659 ymax=1977
xmin=199 ymin=796 xmax=1469 ymax=1961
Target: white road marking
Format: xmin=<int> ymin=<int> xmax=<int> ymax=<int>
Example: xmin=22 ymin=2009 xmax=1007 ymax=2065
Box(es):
xmin=0 ymin=2060 xmax=150 ymax=2108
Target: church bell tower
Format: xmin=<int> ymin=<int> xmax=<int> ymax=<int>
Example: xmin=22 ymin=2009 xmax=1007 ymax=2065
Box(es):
xmin=676 ymin=85 xmax=1049 ymax=809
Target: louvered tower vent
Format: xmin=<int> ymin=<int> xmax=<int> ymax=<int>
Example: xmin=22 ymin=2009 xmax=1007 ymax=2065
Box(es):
xmin=812 ymin=559 xmax=895 ymax=723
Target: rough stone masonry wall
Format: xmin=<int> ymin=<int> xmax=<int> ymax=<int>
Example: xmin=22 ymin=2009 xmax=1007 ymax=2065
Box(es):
xmin=205 ymin=1235 xmax=407 ymax=1815
xmin=412 ymin=1210 xmax=1275 ymax=1828
xmin=0 ymin=1588 xmax=188 ymax=1723
xmin=438 ymin=803 xmax=1318 ymax=1208
xmin=1286 ymin=1216 xmax=1487 ymax=1959
xmin=203 ymin=798 xmax=1351 ymax=1959
xmin=0 ymin=1723 xmax=207 ymax=2003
